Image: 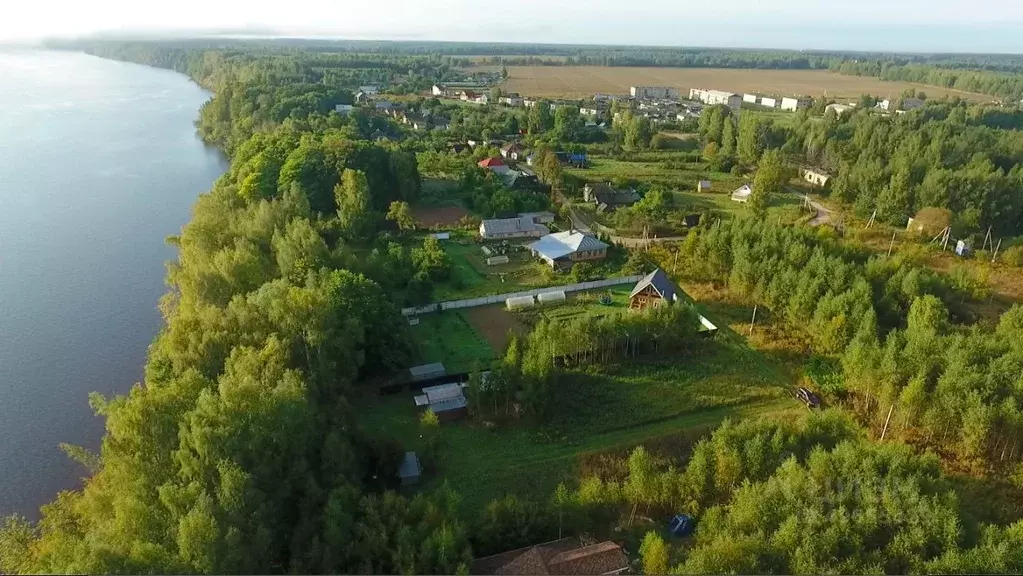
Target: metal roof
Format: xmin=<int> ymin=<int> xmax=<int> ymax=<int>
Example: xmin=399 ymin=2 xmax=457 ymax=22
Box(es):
xmin=630 ymin=268 xmax=678 ymax=302
xmin=398 ymin=452 xmax=421 ymax=479
xmin=528 ymin=231 xmax=609 ymax=261
xmin=409 ymin=362 xmax=445 ymax=377
xmin=423 ymin=382 xmax=464 ymax=403
xmin=481 ymin=217 xmax=547 ymax=236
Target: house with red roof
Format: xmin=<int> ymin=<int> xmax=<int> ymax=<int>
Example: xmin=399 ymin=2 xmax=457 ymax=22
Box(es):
xmin=478 ymin=156 xmax=511 ymax=175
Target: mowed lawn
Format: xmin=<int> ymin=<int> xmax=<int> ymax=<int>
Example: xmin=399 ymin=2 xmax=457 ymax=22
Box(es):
xmin=487 ymin=66 xmax=989 ymax=102
xmin=359 ymin=337 xmax=797 ymax=512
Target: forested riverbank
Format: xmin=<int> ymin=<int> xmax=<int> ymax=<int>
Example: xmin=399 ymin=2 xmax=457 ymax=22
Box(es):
xmin=3 ymin=40 xmax=1023 ymax=574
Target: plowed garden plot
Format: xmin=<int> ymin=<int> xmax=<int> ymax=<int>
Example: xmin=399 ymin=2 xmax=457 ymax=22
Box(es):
xmin=413 ymin=205 xmax=469 ymax=228
xmin=465 ymin=304 xmax=528 ymax=352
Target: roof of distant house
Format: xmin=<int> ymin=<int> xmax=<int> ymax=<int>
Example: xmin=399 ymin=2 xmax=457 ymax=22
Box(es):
xmin=471 ymin=537 xmax=628 ymax=576
xmin=529 ymin=231 xmax=609 ymax=261
xmin=480 ymin=217 xmax=549 ymax=236
xmin=478 ymin=157 xmax=507 ymax=168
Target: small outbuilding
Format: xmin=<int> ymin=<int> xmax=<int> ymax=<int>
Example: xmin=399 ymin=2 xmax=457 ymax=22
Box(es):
xmin=506 ymin=295 xmax=536 ymax=310
xmin=409 ymin=362 xmax=446 ymax=382
xmin=414 ymin=382 xmax=468 ymax=422
xmin=398 ymin=452 xmax=422 ymax=486
xmin=697 ymin=180 xmax=712 ymax=192
xmin=731 ymin=184 xmax=752 ymax=203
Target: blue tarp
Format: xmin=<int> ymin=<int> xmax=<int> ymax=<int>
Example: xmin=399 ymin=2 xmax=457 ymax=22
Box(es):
xmin=669 ymin=514 xmax=694 ymax=537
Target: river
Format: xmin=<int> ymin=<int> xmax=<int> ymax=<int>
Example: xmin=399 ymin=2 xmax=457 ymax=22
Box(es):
xmin=0 ymin=50 xmax=227 ymax=519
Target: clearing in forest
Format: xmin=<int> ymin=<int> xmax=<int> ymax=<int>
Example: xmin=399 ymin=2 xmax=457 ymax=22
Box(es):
xmin=487 ymin=66 xmax=990 ymax=102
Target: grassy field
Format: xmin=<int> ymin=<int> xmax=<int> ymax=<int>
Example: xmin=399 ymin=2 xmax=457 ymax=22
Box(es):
xmin=433 ymin=241 xmax=553 ymax=300
xmin=358 ymin=337 xmax=798 ymax=512
xmin=568 ymin=154 xmax=809 ymax=229
xmin=408 ymin=310 xmax=497 ymax=372
xmin=483 ymin=66 xmax=989 ymax=102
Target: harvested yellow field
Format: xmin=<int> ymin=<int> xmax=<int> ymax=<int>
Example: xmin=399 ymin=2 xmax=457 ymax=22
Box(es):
xmin=487 ymin=66 xmax=989 ymax=102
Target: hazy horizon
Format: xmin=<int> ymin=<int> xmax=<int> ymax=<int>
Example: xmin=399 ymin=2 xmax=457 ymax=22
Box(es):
xmin=4 ymin=0 xmax=1023 ymax=54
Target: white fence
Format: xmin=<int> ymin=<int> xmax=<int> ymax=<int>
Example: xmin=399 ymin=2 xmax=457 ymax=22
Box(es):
xmin=401 ymin=275 xmax=644 ymax=316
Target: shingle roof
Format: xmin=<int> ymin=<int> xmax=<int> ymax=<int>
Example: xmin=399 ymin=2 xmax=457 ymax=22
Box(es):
xmin=547 ymin=541 xmax=630 ymax=575
xmin=630 ymin=268 xmax=677 ymax=302
xmin=471 ymin=538 xmax=628 ymax=576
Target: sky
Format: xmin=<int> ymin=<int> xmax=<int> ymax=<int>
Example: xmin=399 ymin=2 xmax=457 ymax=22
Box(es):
xmin=3 ymin=0 xmax=1023 ymax=53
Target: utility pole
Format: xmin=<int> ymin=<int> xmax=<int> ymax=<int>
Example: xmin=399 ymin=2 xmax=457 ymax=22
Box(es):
xmin=887 ymin=231 xmax=896 ymax=257
xmin=748 ymin=305 xmax=758 ymax=336
xmin=865 ymin=209 xmax=876 ymax=229
xmin=992 ymin=239 xmax=1003 ymax=263
xmin=982 ymin=227 xmax=993 ymax=251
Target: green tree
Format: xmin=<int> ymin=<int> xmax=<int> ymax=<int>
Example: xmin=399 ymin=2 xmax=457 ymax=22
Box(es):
xmin=625 ymin=115 xmax=653 ymax=150
xmin=639 ymin=531 xmax=669 ymax=575
xmin=750 ymin=149 xmax=786 ymax=215
xmin=737 ymin=114 xmax=766 ymax=165
xmin=335 ymin=168 xmax=373 ymax=240
xmin=721 ymin=117 xmax=737 ymax=160
xmin=386 ymin=200 xmax=417 ymax=232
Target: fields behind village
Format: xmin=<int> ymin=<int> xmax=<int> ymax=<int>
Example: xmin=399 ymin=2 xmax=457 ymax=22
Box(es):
xmin=482 ymin=65 xmax=990 ymax=101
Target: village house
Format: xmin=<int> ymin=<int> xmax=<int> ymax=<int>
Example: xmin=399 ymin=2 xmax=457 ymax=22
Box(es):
xmin=499 ymin=95 xmax=524 ymax=106
xmin=471 ymin=537 xmax=629 ymax=576
xmin=731 ymin=184 xmax=752 ymax=203
xmin=629 ymin=268 xmax=678 ymax=309
xmin=358 ymin=85 xmax=380 ymax=97
xmin=334 ymin=103 xmax=354 ymax=115
xmin=518 ymin=211 xmax=556 ymax=225
xmin=479 ymin=216 xmax=549 ymax=240
xmin=478 ymin=156 xmax=511 ymax=175
xmin=628 ymin=269 xmax=720 ymax=335
xmin=500 ymin=142 xmax=526 ymax=160
xmin=528 ymin=230 xmax=609 ymax=269
xmin=583 ymin=182 xmax=640 ymax=211
xmin=579 ymin=106 xmax=600 ymax=116
xmin=801 ymin=169 xmax=831 ymax=187
xmin=523 ymin=98 xmax=538 ymax=108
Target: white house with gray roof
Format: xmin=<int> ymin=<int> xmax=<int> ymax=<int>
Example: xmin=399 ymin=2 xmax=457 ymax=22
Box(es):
xmin=528 ymin=231 xmax=609 ymax=269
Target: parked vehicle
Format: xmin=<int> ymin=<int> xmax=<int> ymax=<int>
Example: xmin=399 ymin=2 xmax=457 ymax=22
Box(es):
xmin=796 ymin=387 xmax=821 ymax=409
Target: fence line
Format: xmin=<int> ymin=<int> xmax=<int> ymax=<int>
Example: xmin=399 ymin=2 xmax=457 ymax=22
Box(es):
xmin=401 ymin=275 xmax=644 ymax=316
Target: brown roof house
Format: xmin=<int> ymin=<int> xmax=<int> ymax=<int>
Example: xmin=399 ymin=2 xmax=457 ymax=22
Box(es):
xmin=471 ymin=537 xmax=629 ymax=576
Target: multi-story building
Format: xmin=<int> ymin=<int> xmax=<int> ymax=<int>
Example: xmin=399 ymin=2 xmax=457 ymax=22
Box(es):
xmin=689 ymin=88 xmax=742 ymax=111
xmin=630 ymin=86 xmax=679 ymax=100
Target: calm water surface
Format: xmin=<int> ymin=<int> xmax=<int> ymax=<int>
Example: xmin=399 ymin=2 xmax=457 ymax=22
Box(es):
xmin=0 ymin=50 xmax=227 ymax=518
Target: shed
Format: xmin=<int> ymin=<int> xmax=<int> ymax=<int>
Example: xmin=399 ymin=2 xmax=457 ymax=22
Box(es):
xmin=487 ymin=255 xmax=510 ymax=266
xmin=506 ymin=295 xmax=536 ymax=310
xmin=537 ymin=291 xmax=567 ymax=305
xmin=419 ymin=382 xmax=469 ymax=422
xmin=399 ymin=452 xmax=422 ymax=486
xmin=409 ymin=362 xmax=446 ymax=382
xmin=697 ymin=180 xmax=712 ymax=192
